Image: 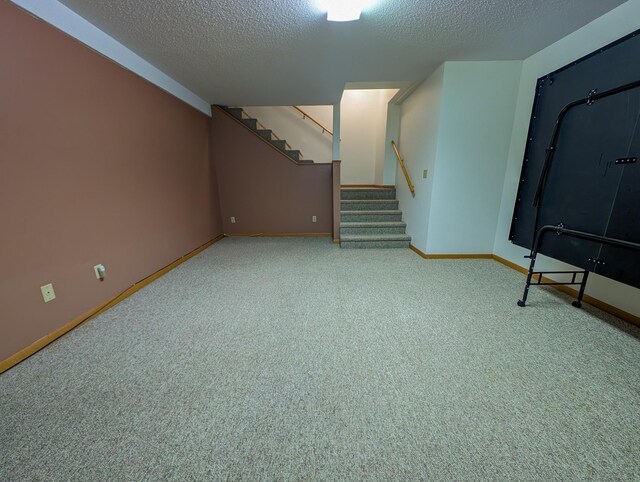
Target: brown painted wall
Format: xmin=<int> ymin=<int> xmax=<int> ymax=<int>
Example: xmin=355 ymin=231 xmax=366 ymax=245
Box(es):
xmin=211 ymin=108 xmax=333 ymax=235
xmin=0 ymin=3 xmax=222 ymax=361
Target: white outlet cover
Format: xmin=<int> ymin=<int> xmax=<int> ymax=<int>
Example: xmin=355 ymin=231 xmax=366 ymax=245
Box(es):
xmin=40 ymin=283 xmax=56 ymax=303
xmin=312 ymin=216 xmax=317 ymax=223
xmin=230 ymin=216 xmax=236 ymax=224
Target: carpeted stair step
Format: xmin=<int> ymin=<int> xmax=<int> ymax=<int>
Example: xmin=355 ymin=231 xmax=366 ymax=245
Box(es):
xmin=270 ymin=139 xmax=286 ymax=150
xmin=341 ymin=188 xmax=396 ymax=200
xmin=220 ymin=106 xmax=309 ymax=164
xmin=241 ymin=118 xmax=257 ymax=130
xmin=225 ymin=107 xmax=244 ymax=119
xmin=340 ymin=221 xmax=407 ymax=235
xmin=341 ymin=199 xmax=399 ymax=211
xmin=340 ymin=234 xmax=411 ymax=249
xmin=341 ymin=210 xmax=403 ymax=222
xmin=285 ymin=150 xmax=301 ymax=161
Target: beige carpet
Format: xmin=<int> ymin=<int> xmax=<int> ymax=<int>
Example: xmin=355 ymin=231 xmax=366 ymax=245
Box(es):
xmin=1 ymin=237 xmax=639 ymax=481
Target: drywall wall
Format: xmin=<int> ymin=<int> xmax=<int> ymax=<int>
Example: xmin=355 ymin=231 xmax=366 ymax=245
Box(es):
xmin=494 ymin=0 xmax=640 ymax=316
xmin=396 ymin=66 xmax=445 ymax=251
xmin=382 ymin=103 xmax=401 ymax=186
xmin=340 ymin=89 xmax=398 ymax=184
xmin=0 ymin=2 xmax=222 ymax=362
xmin=242 ymin=106 xmax=333 ymax=164
xmin=10 ymin=0 xmax=210 ymax=115
xmin=426 ymin=61 xmax=522 ymax=254
xmin=210 ymin=107 xmax=333 ymax=235
xmin=397 ymin=62 xmax=521 ymax=254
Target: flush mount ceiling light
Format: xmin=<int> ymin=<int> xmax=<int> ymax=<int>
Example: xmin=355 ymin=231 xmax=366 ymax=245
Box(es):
xmin=320 ymin=0 xmax=370 ymax=22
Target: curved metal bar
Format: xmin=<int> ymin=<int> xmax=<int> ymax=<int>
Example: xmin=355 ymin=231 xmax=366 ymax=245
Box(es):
xmin=532 ymin=79 xmax=640 ymax=209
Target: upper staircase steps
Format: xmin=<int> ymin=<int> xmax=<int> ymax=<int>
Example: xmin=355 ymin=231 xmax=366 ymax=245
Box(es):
xmin=340 ymin=188 xmax=411 ymax=249
xmin=219 ymin=106 xmax=313 ymax=164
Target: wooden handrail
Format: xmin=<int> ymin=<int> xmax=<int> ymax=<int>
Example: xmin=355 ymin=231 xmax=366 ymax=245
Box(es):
xmin=391 ymin=140 xmax=415 ymax=196
xmin=292 ymin=106 xmax=333 ymax=136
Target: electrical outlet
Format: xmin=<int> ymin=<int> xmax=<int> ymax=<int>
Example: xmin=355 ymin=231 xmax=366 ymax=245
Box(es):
xmin=230 ymin=216 xmax=236 ymax=224
xmin=94 ymin=264 xmax=106 ymax=281
xmin=423 ymin=169 xmax=429 ymax=179
xmin=40 ymin=283 xmax=56 ymax=303
xmin=312 ymin=215 xmax=317 ymax=223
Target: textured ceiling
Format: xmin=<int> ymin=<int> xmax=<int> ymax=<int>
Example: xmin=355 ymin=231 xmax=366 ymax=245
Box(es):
xmin=57 ymin=0 xmax=626 ymax=106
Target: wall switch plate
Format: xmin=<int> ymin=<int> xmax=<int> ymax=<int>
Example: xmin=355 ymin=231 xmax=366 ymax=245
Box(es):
xmin=423 ymin=169 xmax=429 ymax=179
xmin=41 ymin=283 xmax=56 ymax=303
xmin=312 ymin=215 xmax=317 ymax=223
xmin=230 ymin=216 xmax=236 ymax=224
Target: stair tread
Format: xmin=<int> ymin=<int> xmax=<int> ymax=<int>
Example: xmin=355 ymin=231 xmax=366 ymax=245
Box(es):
xmin=341 ymin=187 xmax=395 ymax=191
xmin=341 ymin=222 xmax=406 ymax=227
xmin=341 ymin=234 xmax=411 ymax=241
xmin=341 ymin=210 xmax=402 ymax=214
xmin=341 ymin=199 xmax=397 ymax=203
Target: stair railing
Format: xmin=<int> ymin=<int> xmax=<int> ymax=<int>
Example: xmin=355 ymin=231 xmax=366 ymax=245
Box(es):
xmin=237 ymin=108 xmax=303 ymax=158
xmin=391 ymin=140 xmax=415 ymax=196
xmin=292 ymin=106 xmax=333 ymax=136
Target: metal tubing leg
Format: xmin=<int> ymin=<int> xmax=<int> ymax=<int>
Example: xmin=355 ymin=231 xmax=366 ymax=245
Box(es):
xmin=571 ymin=271 xmax=590 ymax=308
xmin=517 ymin=255 xmax=537 ymax=307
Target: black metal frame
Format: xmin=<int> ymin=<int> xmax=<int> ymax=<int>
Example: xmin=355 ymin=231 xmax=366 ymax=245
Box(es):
xmin=518 ymin=224 xmax=640 ymax=308
xmin=516 ymin=78 xmax=640 ymax=308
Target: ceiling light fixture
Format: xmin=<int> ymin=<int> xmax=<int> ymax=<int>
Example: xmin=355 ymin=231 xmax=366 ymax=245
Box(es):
xmin=321 ymin=0 xmax=368 ymax=22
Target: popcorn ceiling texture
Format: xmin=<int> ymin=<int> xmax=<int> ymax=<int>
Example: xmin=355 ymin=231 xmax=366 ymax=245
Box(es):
xmin=57 ymin=0 xmax=624 ymax=105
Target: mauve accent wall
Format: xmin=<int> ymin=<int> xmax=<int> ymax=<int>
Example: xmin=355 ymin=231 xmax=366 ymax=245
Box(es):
xmin=211 ymin=108 xmax=333 ymax=235
xmin=0 ymin=3 xmax=222 ymax=361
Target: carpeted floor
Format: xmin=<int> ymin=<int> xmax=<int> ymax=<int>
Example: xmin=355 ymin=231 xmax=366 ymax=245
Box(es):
xmin=1 ymin=237 xmax=639 ymax=481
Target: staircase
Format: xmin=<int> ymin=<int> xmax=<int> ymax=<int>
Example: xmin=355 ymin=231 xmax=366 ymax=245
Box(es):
xmin=340 ymin=187 xmax=411 ymax=248
xmin=219 ymin=106 xmax=314 ymax=164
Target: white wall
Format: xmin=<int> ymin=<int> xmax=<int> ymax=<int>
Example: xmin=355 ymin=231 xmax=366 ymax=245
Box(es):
xmin=340 ymin=89 xmax=398 ymax=184
xmin=382 ymin=103 xmax=401 ymax=185
xmin=426 ymin=61 xmax=522 ymax=254
xmin=397 ymin=62 xmax=521 ymax=254
xmin=494 ymin=0 xmax=640 ymax=316
xmin=397 ymin=65 xmax=445 ymax=251
xmin=242 ymin=106 xmax=333 ymax=164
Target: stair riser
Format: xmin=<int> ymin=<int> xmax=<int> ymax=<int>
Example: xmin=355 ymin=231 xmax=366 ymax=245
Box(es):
xmin=340 ymin=226 xmax=407 ymax=235
xmin=271 ymin=140 xmax=286 ymax=150
xmin=341 ymin=189 xmax=396 ymax=200
xmin=341 ymin=201 xmax=398 ymax=211
xmin=242 ymin=119 xmax=257 ymax=129
xmin=341 ymin=213 xmax=402 ymax=222
xmin=341 ymin=240 xmax=410 ymax=249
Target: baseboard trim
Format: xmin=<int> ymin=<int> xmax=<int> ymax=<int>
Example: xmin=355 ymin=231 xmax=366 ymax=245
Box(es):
xmin=408 ymin=246 xmax=638 ymax=326
xmin=224 ymin=233 xmax=331 ymax=238
xmin=333 ymin=239 xmax=340 ymax=244
xmin=341 ymin=184 xmax=395 ymax=189
xmin=410 ymin=244 xmax=492 ymax=259
xmin=0 ymin=235 xmax=225 ymax=375
xmin=492 ymin=254 xmax=640 ymax=327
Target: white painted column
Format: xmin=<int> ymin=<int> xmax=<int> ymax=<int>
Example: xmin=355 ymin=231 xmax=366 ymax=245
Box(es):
xmin=332 ymin=102 xmax=341 ymax=160
xmin=383 ymin=103 xmax=401 ymax=185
